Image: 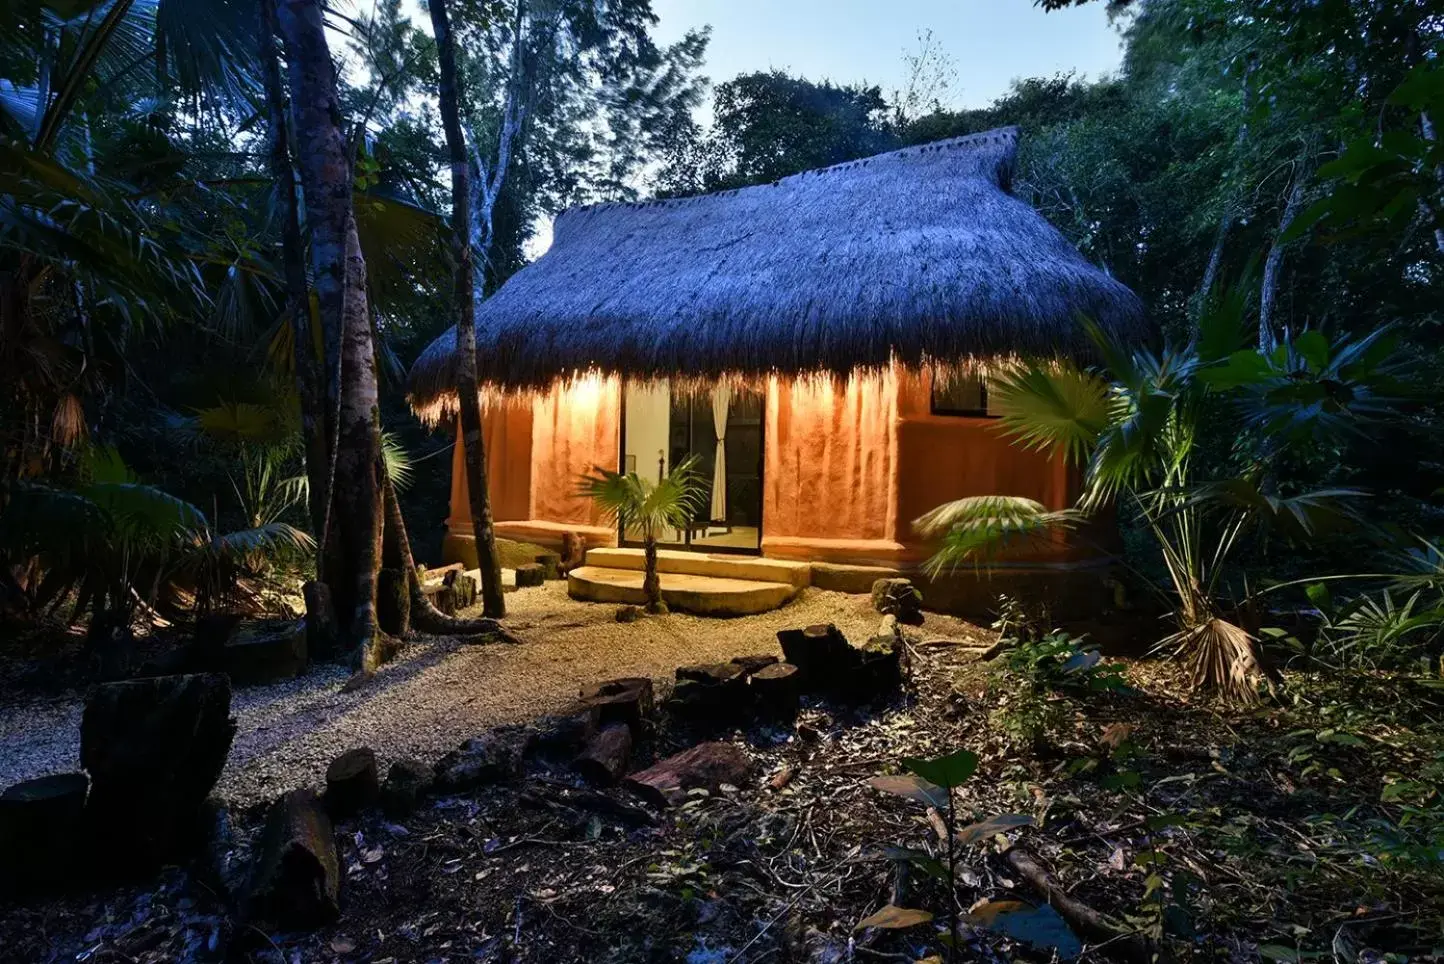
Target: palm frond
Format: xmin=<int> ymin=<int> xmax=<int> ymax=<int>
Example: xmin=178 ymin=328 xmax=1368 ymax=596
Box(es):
xmin=914 ymin=495 xmax=1083 ymax=576
xmin=197 ymin=521 xmax=314 ymax=558
xmin=987 ymin=361 xmax=1110 ymax=464
xmin=1158 ymin=617 xmax=1268 ymax=705
xmin=1188 ymin=480 xmax=1367 ymax=542
xmin=381 ymin=432 xmax=414 ymax=491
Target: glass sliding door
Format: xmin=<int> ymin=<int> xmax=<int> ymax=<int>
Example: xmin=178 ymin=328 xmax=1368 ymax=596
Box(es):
xmin=620 ymin=379 xmax=762 ymax=553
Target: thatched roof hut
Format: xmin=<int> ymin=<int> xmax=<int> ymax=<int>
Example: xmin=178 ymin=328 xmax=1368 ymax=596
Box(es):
xmin=409 ymin=125 xmax=1145 ymax=418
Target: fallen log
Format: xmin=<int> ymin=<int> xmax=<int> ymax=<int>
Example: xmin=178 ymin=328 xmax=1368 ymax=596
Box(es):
xmin=1003 ymin=848 xmax=1153 ymax=964
xmin=623 ymin=741 xmax=750 ymax=808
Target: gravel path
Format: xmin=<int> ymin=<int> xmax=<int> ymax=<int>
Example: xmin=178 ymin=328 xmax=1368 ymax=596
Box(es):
xmin=0 ymin=585 xmax=984 ymax=807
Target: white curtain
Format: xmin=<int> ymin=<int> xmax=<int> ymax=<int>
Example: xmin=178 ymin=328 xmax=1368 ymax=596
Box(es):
xmin=709 ymin=384 xmax=730 ymax=522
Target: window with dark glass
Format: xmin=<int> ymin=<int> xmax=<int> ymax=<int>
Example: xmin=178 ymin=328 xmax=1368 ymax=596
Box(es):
xmin=930 ymin=369 xmax=995 ymax=416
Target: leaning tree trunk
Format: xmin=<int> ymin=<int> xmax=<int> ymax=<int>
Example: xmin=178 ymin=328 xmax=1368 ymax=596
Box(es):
xmin=277 ymin=0 xmax=385 ymax=668
xmin=429 ymin=0 xmax=505 ymax=619
xmin=259 ymin=0 xmax=328 ymax=550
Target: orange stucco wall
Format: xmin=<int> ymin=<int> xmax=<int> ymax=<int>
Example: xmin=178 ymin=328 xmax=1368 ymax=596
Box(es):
xmin=892 ymin=366 xmax=1085 ymax=564
xmin=761 ymin=371 xmax=902 ymax=563
xmin=447 ymin=376 xmax=621 ymax=554
xmin=528 ymin=374 xmax=620 ymax=525
xmin=445 ymin=367 xmax=1090 ymax=568
xmin=446 ymin=397 xmax=534 ymax=530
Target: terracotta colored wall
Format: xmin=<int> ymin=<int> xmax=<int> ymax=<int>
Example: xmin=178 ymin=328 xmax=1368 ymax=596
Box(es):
xmin=446 ymin=366 xmax=1090 ymax=568
xmin=762 ymin=372 xmax=899 ymax=552
xmin=528 ymin=374 xmax=621 ymax=525
xmin=446 ymin=397 xmax=535 ymax=529
xmin=893 ymin=366 xmax=1083 ymax=563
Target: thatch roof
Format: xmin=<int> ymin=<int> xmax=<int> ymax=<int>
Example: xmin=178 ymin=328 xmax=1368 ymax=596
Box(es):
xmin=409 ymin=126 xmax=1145 ymax=414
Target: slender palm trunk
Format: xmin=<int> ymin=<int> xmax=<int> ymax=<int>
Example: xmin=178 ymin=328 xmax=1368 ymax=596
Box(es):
xmin=277 ymin=0 xmax=384 ymax=666
xmin=430 ymin=0 xmax=504 ymax=619
xmin=1259 ymin=145 xmax=1313 ymax=352
xmin=643 ymin=536 xmax=662 ymax=612
xmin=259 ymin=0 xmax=328 ymax=548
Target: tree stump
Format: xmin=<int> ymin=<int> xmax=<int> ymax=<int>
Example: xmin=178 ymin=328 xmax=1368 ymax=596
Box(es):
xmin=221 ymin=620 xmax=307 ymax=685
xmin=677 ymin=662 xmax=746 ymax=686
xmin=380 ymin=758 xmax=434 ymax=818
xmin=324 ymin=748 xmax=379 ymax=820
xmin=750 ymin=662 xmax=800 ymax=720
xmin=434 ymin=730 xmax=526 ymax=792
xmin=444 ymin=569 xmax=478 ymax=611
xmin=777 ymin=623 xmax=904 ymax=703
xmin=668 ymin=663 xmax=748 ymax=726
xmin=623 ymin=742 xmax=751 ymax=808
xmin=244 ymin=788 xmax=340 ymax=930
xmin=534 ymin=551 xmax=561 ymax=580
xmin=303 ymin=581 xmax=339 ymax=662
xmin=730 ymin=654 xmax=779 ymax=677
xmin=0 ymin=772 xmax=88 ymax=895
xmin=376 ymin=568 xmax=411 ymax=637
xmin=777 ymin=623 xmax=853 ymax=689
xmin=871 ymin=578 xmax=924 ymax=626
xmin=578 ymin=677 xmax=654 ymax=732
xmin=81 ymin=673 xmax=236 ymax=870
xmin=514 ymin=563 xmax=546 ymax=588
xmin=573 ymin=723 xmax=633 ymax=786
xmin=559 ymin=531 xmax=587 ymax=576
xmin=530 ymin=703 xmax=601 ymax=759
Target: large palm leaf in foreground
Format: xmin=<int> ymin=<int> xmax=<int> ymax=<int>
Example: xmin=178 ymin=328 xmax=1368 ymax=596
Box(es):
xmin=916 ymin=304 xmax=1402 ymax=703
xmin=579 ymin=455 xmax=709 ymax=613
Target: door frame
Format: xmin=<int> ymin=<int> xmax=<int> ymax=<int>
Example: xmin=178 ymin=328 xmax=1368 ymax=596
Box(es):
xmin=616 ymin=377 xmax=765 ymax=556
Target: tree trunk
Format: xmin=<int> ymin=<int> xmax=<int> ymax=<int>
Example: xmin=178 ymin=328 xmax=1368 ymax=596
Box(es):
xmin=1259 ymin=147 xmax=1313 ymax=352
xmin=277 ymin=0 xmax=384 ymax=665
xmin=259 ymin=0 xmax=329 ymax=552
xmin=642 ymin=535 xmax=662 ymax=612
xmin=380 ymin=471 xmax=512 ymax=639
xmin=429 ymin=0 xmax=505 ymax=621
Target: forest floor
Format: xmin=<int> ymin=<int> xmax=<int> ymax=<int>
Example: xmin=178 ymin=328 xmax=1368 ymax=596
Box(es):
xmin=4 ymin=601 xmax=1444 ymax=963
xmin=0 ymin=584 xmax=980 ymax=805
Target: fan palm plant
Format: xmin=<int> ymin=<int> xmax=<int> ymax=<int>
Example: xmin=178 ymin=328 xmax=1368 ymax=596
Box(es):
xmin=579 ymin=454 xmax=709 ymax=613
xmin=916 ymin=296 xmax=1405 ymax=703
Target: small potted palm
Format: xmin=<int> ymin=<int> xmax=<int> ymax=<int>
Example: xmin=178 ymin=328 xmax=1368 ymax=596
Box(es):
xmin=579 ymin=454 xmax=708 ymax=614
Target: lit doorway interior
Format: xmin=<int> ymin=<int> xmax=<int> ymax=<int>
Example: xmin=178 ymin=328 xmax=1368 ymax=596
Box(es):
xmin=620 ymin=380 xmax=763 ymax=553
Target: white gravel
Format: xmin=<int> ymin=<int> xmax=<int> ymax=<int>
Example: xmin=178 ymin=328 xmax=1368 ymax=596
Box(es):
xmin=0 ymin=584 xmax=982 ymax=807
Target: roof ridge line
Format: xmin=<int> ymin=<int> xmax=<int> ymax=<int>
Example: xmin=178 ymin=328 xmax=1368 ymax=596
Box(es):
xmin=565 ymin=126 xmax=1021 ymax=218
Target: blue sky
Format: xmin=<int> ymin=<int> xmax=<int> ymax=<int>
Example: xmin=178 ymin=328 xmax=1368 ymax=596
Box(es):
xmin=649 ymin=0 xmax=1127 ymax=111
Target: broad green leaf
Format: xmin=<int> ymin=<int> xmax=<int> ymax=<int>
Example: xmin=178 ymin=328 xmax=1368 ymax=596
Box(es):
xmin=867 ymin=774 xmax=949 ymax=809
xmin=955 ymin=813 xmax=1033 ymax=845
xmin=879 ymin=845 xmax=949 ymax=880
xmin=966 ymin=901 xmax=1083 ymax=959
xmin=855 ymin=905 xmax=933 ymax=930
xmin=903 ymin=749 xmax=979 ymax=789
xmin=1291 ymin=330 xmax=1330 ymax=373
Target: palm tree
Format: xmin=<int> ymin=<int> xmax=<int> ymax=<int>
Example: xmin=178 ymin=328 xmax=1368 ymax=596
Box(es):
xmin=916 ymin=295 xmax=1404 ymax=703
xmin=579 ymin=455 xmax=708 ymax=613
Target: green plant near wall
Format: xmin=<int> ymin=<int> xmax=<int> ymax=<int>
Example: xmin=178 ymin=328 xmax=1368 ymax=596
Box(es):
xmin=578 ymin=454 xmax=708 ymax=613
xmin=915 ymin=288 xmax=1408 ymax=704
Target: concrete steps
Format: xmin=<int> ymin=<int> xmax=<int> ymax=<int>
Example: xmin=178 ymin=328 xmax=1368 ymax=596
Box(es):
xmin=582 ymin=547 xmax=811 ymax=589
xmin=567 ymin=565 xmax=801 ymax=616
